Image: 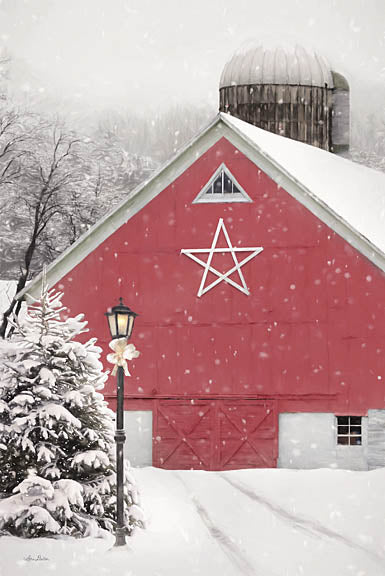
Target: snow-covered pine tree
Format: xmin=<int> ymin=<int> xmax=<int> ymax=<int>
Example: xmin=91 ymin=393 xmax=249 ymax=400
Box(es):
xmin=0 ymin=281 xmax=144 ymax=538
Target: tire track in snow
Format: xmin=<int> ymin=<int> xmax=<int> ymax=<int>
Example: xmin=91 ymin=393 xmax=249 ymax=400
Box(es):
xmin=220 ymin=473 xmax=385 ymax=568
xmin=173 ymin=471 xmax=277 ymax=576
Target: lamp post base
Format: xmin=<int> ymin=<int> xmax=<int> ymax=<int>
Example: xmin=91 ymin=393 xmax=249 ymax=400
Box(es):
xmin=114 ymin=526 xmax=126 ymax=547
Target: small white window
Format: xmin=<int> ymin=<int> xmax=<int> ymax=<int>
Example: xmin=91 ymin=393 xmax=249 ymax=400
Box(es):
xmin=336 ymin=415 xmax=362 ymax=445
xmin=193 ymin=163 xmax=252 ymax=204
xmin=123 ymin=410 xmax=153 ymax=466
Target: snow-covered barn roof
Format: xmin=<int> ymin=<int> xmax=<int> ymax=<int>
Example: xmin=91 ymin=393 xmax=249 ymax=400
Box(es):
xmin=19 ymin=113 xmax=385 ymax=300
xmin=225 ymin=114 xmax=385 ymax=256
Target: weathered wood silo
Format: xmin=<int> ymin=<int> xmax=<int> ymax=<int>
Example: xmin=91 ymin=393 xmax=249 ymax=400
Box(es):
xmin=219 ymin=43 xmax=349 ymax=153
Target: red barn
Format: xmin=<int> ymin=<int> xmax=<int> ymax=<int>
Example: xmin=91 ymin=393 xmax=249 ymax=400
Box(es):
xmin=21 ymin=113 xmax=385 ymax=471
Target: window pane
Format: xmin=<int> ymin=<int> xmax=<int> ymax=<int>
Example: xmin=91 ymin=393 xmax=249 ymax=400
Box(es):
xmin=350 ymin=426 xmax=361 ymax=435
xmin=196 ymin=165 xmax=250 ymax=203
xmin=350 ymin=436 xmax=362 ymax=446
xmin=223 ymin=173 xmax=233 ymax=194
xmin=350 ymin=416 xmax=361 ymax=426
xmin=213 ymin=175 xmax=222 ymax=194
xmin=337 ymin=416 xmax=349 ymax=425
xmin=338 ymin=426 xmax=349 ymax=435
xmin=338 ymin=436 xmax=349 ymax=445
xmin=123 ymin=410 xmax=153 ymax=466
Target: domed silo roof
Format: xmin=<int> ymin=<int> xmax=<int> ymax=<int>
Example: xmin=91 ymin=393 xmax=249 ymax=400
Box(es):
xmin=218 ymin=42 xmax=350 ymax=152
xmin=220 ymin=43 xmax=334 ymax=89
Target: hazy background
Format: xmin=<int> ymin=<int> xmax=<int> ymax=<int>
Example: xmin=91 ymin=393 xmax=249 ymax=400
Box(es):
xmin=0 ymin=0 xmax=384 ymax=118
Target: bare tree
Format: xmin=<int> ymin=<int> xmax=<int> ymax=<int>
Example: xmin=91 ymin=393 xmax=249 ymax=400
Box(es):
xmin=0 ymin=122 xmax=99 ymax=337
xmin=0 ymin=112 xmax=158 ymax=338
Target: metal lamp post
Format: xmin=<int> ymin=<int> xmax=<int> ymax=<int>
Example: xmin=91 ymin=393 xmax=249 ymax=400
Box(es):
xmin=105 ymin=298 xmax=138 ymax=547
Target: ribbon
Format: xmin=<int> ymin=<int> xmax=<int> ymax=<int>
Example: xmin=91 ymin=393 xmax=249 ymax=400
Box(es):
xmin=107 ymin=338 xmax=140 ymax=376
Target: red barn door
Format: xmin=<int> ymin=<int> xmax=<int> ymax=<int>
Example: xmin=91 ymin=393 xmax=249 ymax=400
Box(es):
xmin=153 ymin=400 xmax=214 ymax=469
xmin=153 ymin=399 xmax=277 ymax=470
xmin=217 ymin=400 xmax=277 ymax=470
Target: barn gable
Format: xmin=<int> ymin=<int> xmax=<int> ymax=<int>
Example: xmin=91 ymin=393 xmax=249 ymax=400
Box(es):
xmin=18 ymin=114 xmax=385 ymax=472
xmin=20 ymin=113 xmax=385 ymax=301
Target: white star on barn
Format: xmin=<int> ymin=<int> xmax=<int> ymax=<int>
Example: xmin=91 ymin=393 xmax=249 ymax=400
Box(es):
xmin=181 ymin=218 xmax=263 ymax=297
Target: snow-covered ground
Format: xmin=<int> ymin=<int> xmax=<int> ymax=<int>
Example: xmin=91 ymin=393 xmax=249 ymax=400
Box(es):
xmin=1 ymin=466 xmax=385 ymax=576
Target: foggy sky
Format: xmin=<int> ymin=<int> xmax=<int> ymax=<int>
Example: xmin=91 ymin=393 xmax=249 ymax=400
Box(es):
xmin=0 ymin=0 xmax=384 ymax=115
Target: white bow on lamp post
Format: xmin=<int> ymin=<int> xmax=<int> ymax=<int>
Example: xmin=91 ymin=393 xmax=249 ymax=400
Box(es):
xmin=107 ymin=338 xmax=140 ymax=376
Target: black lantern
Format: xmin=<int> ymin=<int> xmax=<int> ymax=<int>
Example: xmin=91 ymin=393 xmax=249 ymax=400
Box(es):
xmin=105 ymin=298 xmax=138 ymax=340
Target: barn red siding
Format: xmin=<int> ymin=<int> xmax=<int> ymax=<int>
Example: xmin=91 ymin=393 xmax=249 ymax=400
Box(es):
xmin=56 ymin=137 xmax=385 ymax=467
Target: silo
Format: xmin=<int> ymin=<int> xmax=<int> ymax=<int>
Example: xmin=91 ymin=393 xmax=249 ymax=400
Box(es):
xmin=331 ymin=71 xmax=350 ymax=155
xmin=219 ymin=43 xmax=349 ymax=153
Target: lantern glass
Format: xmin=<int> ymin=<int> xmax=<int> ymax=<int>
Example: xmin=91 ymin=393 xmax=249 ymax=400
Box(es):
xmin=105 ymin=298 xmax=138 ymax=340
xmin=107 ymin=313 xmax=117 ymax=339
xmin=116 ymin=312 xmax=129 ymax=338
xmin=127 ymin=314 xmax=135 ymax=339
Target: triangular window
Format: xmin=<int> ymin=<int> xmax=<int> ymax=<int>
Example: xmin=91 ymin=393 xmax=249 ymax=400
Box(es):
xmin=193 ymin=164 xmax=252 ymax=204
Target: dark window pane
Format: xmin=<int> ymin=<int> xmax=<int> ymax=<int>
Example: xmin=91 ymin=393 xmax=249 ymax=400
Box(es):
xmin=350 ymin=426 xmax=361 ymax=435
xmin=206 ymin=183 xmax=213 ymax=194
xmin=223 ymin=173 xmax=233 ymax=194
xmin=338 ymin=436 xmax=349 ymax=445
xmin=350 ymin=416 xmax=361 ymax=426
xmin=350 ymin=436 xmax=362 ymax=446
xmin=337 ymin=416 xmax=349 ymax=425
xmin=213 ymin=176 xmax=222 ymax=194
xmin=232 ymin=184 xmax=242 ymax=194
xmin=338 ymin=426 xmax=349 ymax=435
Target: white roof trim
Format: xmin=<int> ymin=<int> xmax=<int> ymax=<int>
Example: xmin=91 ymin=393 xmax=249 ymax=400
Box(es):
xmin=19 ymin=113 xmax=385 ymax=300
xmin=192 ymin=162 xmax=252 ymax=204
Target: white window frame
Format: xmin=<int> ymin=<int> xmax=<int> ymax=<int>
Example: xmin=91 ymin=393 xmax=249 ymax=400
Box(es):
xmin=193 ymin=163 xmax=252 ymax=204
xmin=336 ymin=415 xmax=362 ymax=446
